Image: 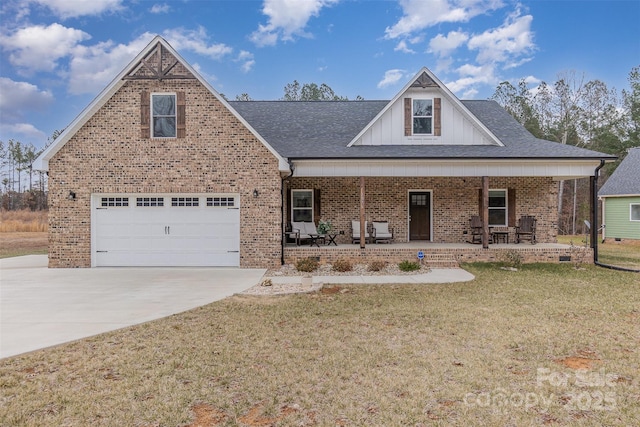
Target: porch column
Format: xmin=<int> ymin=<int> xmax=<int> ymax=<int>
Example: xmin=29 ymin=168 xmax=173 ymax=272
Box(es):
xmin=360 ymin=176 xmax=366 ymax=249
xmin=482 ymin=176 xmax=489 ymax=249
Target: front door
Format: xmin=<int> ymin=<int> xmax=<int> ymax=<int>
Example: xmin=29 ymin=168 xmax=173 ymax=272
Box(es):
xmin=409 ymin=191 xmax=431 ymax=240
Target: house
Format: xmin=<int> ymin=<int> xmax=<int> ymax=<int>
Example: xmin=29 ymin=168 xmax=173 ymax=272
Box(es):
xmin=599 ymin=147 xmax=640 ymax=241
xmin=34 ymin=36 xmax=616 ymax=268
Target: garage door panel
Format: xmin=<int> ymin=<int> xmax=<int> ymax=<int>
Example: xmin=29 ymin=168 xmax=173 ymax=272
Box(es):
xmin=93 ymin=194 xmax=240 ymax=267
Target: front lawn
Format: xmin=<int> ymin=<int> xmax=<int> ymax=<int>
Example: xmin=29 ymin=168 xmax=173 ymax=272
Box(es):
xmin=1 ymin=264 xmax=638 ymax=426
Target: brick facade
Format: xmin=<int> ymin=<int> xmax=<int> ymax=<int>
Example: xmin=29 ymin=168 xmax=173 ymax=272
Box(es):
xmin=287 ymin=176 xmax=558 ymax=245
xmin=47 ymin=77 xmax=282 ymax=268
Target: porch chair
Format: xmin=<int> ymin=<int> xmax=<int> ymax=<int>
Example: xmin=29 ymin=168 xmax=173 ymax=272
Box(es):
xmin=372 ymin=221 xmax=394 ymax=243
xmin=291 ymin=221 xmax=323 ymax=245
xmin=351 ymin=220 xmax=370 ymax=244
xmin=469 ymin=215 xmax=484 ymax=244
xmin=515 ymin=215 xmax=537 ymax=244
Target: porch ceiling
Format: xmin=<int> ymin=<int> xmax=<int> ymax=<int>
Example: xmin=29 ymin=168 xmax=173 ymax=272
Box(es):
xmin=291 ymin=159 xmax=602 ymax=179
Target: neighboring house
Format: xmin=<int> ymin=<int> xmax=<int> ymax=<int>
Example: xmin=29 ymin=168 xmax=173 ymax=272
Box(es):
xmin=599 ymin=147 xmax=640 ymax=240
xmin=34 ymin=36 xmax=615 ymax=268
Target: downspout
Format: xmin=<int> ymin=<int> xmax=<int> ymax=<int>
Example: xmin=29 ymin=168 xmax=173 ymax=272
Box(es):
xmin=592 ymin=160 xmax=640 ymax=273
xmin=281 ymin=160 xmax=295 ymax=265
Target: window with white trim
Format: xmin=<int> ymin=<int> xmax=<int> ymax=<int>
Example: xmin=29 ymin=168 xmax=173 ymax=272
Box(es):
xmin=631 ymin=203 xmax=640 ymax=221
xmin=207 ymin=197 xmax=235 ymax=207
xmin=152 ymin=93 xmax=176 ymax=138
xmin=171 ymin=197 xmax=199 ymax=207
xmin=136 ymin=197 xmax=164 ymax=207
xmin=291 ymin=190 xmax=313 ymax=222
xmin=488 ymin=190 xmax=508 ymax=226
xmin=413 ymin=99 xmax=433 ymax=134
xmin=101 ymin=197 xmax=129 ymax=207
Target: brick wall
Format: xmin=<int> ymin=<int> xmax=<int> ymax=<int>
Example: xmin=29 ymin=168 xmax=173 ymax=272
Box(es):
xmin=287 ymin=176 xmax=558 ymax=244
xmin=48 ymin=78 xmax=282 ymax=268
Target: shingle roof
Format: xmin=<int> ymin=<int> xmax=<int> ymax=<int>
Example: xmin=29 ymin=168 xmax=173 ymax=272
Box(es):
xmin=599 ymin=147 xmax=640 ymax=196
xmin=229 ymin=99 xmax=615 ymax=161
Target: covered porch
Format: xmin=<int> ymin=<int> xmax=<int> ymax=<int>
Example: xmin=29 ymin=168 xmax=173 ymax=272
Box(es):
xmin=283 ymin=241 xmax=586 ymax=268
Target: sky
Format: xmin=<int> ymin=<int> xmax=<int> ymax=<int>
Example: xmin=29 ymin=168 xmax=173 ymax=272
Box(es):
xmin=0 ymin=0 xmax=639 ymax=151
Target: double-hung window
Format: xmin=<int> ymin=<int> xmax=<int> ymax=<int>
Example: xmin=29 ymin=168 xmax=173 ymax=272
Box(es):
xmin=488 ymin=190 xmax=508 ymax=227
xmin=152 ymin=93 xmax=176 ymax=138
xmin=291 ymin=190 xmax=313 ymax=222
xmin=413 ymin=99 xmax=433 ymax=134
xmin=631 ymin=203 xmax=640 ymax=221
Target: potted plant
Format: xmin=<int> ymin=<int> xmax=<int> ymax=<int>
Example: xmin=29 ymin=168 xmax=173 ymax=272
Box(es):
xmin=317 ymin=219 xmax=332 ymax=235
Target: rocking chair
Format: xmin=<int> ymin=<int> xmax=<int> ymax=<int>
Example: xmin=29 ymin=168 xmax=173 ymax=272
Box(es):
xmin=515 ymin=215 xmax=537 ymax=244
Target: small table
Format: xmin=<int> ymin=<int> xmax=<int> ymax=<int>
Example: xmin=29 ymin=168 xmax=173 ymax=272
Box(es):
xmin=308 ymin=234 xmax=325 ymax=247
xmin=325 ymin=233 xmax=338 ymax=246
xmin=492 ymin=231 xmax=509 ymax=244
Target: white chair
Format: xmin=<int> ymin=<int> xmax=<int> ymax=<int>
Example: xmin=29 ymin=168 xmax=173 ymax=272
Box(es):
xmin=291 ymin=221 xmax=321 ymax=245
xmin=372 ymin=221 xmax=393 ymax=243
xmin=351 ymin=220 xmax=370 ymax=244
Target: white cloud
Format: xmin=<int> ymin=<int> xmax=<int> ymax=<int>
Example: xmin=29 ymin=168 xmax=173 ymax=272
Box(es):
xmin=0 ymin=122 xmax=47 ymax=141
xmin=236 ymin=51 xmax=255 ymax=73
xmin=428 ymin=30 xmax=469 ymax=57
xmin=250 ymin=0 xmax=339 ymax=47
xmin=150 ymin=3 xmax=170 ymax=14
xmin=32 ymin=0 xmax=124 ymax=19
xmin=68 ymin=33 xmax=155 ymax=95
xmin=163 ymin=27 xmax=232 ymax=59
xmin=0 ymin=77 xmax=54 ymax=115
xmin=191 ymin=63 xmax=219 ymax=86
xmin=385 ymin=0 xmax=503 ymax=39
xmin=446 ymin=64 xmax=496 ymax=95
xmin=467 ymin=11 xmax=535 ymax=65
xmin=0 ymin=23 xmax=90 ymax=72
xmin=377 ymin=69 xmax=406 ymax=88
xmin=394 ymin=40 xmax=415 ymax=54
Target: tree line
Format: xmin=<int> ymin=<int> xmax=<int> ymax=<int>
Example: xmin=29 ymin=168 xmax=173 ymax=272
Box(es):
xmin=0 ymin=131 xmax=60 ymax=211
xmin=491 ymin=66 xmax=640 ymax=235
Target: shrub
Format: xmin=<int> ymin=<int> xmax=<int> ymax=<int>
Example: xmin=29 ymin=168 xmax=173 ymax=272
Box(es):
xmin=368 ymin=260 xmax=387 ymax=272
xmin=296 ymin=257 xmax=319 ymax=272
xmin=497 ymin=249 xmax=523 ymax=269
xmin=398 ymin=260 xmax=420 ymax=272
xmin=332 ymin=258 xmax=353 ymax=272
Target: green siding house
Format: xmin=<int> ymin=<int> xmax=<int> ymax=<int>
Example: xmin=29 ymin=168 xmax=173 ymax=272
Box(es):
xmin=599 ymin=147 xmax=640 ymax=240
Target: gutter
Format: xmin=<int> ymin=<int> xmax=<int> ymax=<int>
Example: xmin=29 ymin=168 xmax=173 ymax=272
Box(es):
xmin=592 ymin=160 xmax=640 ymax=273
xmin=281 ymin=160 xmax=295 ymax=265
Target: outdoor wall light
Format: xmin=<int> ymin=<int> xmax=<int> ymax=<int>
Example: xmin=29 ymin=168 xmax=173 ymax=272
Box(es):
xmin=68 ymin=191 xmax=76 ymax=200
xmin=253 ymin=189 xmax=259 ymax=198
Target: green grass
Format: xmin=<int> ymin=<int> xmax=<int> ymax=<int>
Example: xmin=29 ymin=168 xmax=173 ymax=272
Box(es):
xmin=1 ymin=263 xmax=638 ymax=426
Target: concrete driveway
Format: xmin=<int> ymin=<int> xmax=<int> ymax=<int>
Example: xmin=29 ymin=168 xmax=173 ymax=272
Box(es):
xmin=0 ymin=255 xmax=265 ymax=359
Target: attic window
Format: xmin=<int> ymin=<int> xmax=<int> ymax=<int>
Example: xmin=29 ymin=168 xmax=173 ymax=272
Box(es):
xmin=413 ymin=99 xmax=433 ymax=134
xmin=152 ymin=93 xmax=176 ymax=138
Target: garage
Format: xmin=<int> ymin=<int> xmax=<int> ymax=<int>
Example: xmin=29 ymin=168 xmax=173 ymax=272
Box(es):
xmin=92 ymin=194 xmax=240 ymax=267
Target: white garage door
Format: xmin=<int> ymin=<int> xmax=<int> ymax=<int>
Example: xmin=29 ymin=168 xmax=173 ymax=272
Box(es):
xmin=92 ymin=194 xmax=240 ymax=267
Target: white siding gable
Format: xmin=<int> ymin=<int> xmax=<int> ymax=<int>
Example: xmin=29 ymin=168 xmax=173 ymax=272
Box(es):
xmin=353 ymin=87 xmax=498 ymax=146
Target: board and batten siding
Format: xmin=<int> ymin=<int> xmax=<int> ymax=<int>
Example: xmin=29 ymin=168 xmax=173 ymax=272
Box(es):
xmin=353 ymin=88 xmax=496 ymax=146
xmin=603 ymin=196 xmax=640 ymax=240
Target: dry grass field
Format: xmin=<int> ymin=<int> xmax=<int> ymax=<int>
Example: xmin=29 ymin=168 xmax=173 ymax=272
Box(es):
xmin=0 ymin=210 xmax=48 ymax=258
xmin=0 ymin=263 xmax=638 ymax=426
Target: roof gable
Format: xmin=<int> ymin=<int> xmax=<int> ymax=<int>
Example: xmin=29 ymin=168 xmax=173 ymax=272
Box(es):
xmin=599 ymin=147 xmax=640 ymax=196
xmin=348 ymin=68 xmax=503 ymax=147
xmin=34 ymin=36 xmax=287 ymax=171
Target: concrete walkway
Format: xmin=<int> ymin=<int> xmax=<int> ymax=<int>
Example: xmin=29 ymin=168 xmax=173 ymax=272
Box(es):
xmin=0 ymin=255 xmax=265 ymax=359
xmin=266 ymin=269 xmax=475 ymax=285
